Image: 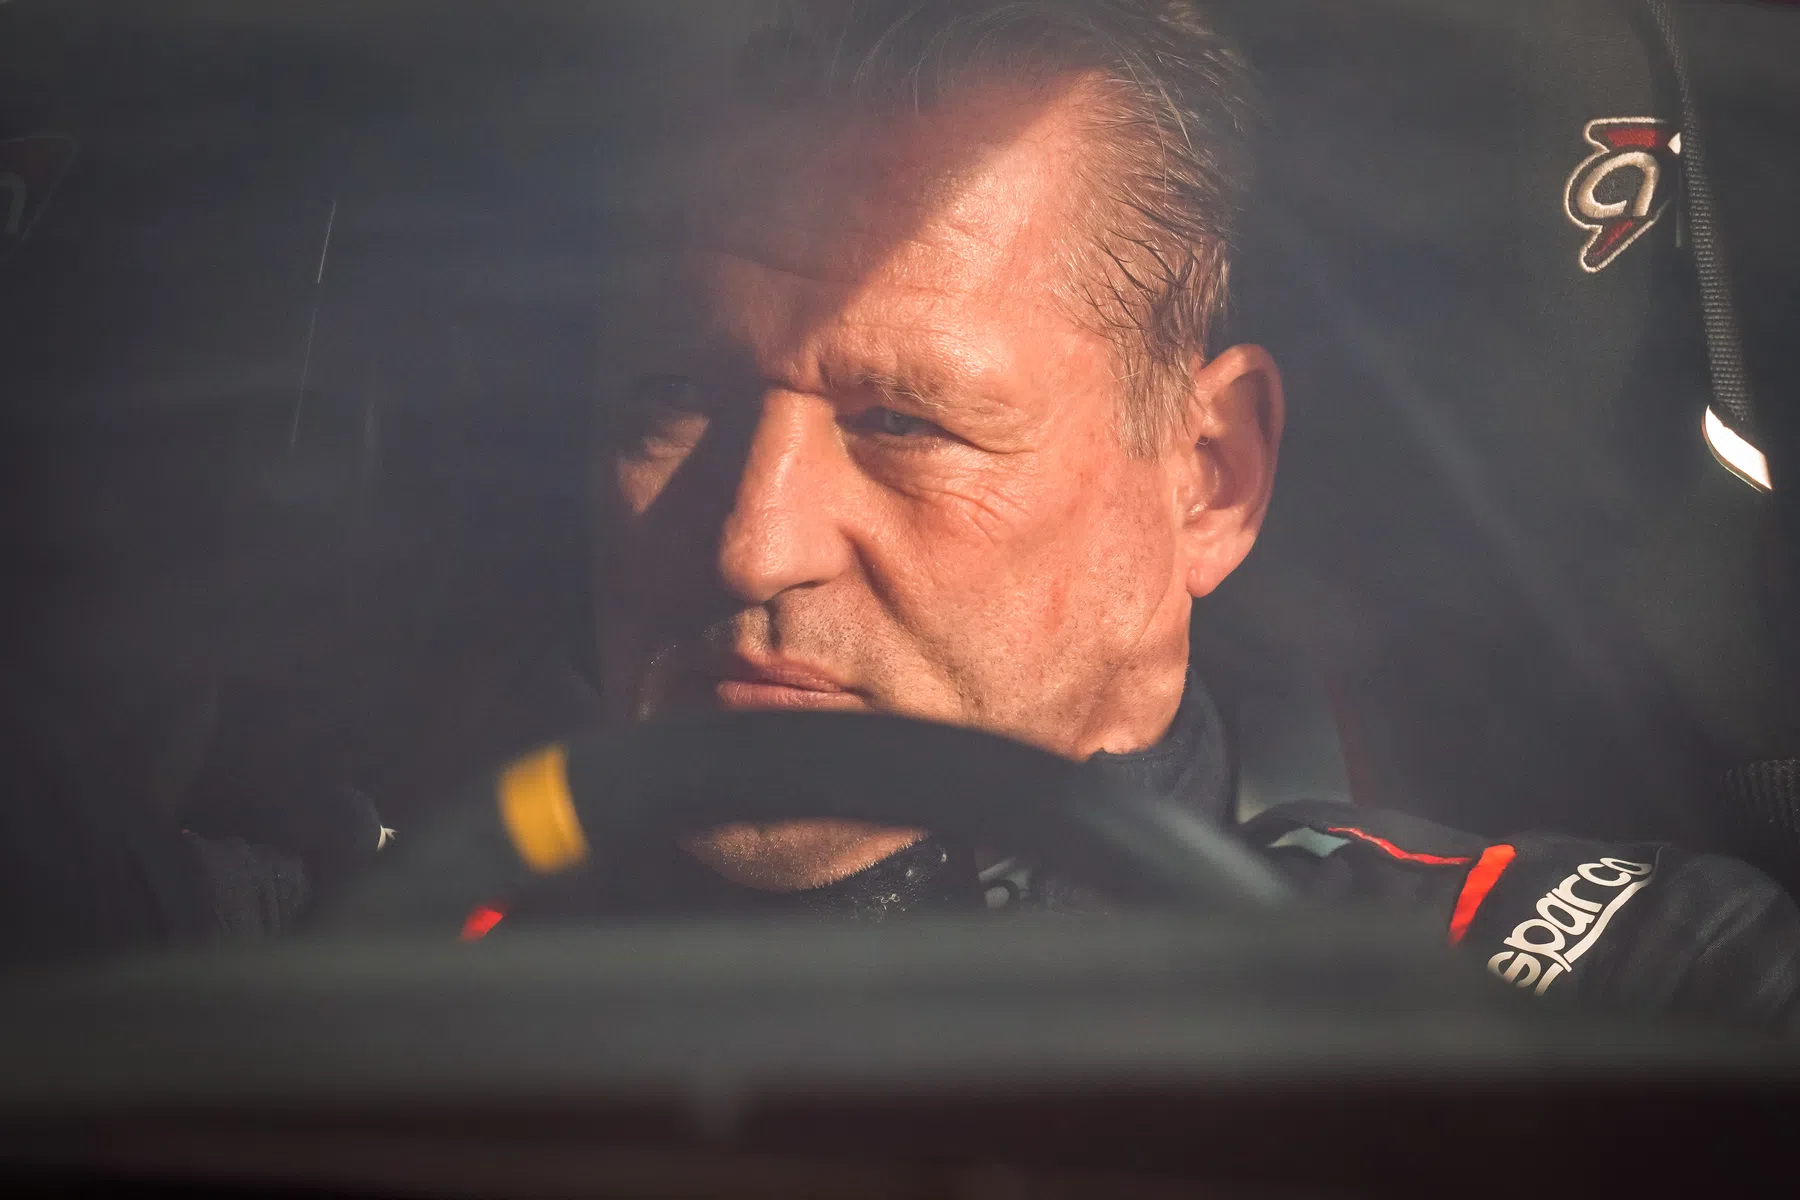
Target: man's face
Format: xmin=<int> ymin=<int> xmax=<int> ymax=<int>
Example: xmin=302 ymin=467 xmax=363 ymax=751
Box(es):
xmin=596 ymin=82 xmax=1280 ymax=885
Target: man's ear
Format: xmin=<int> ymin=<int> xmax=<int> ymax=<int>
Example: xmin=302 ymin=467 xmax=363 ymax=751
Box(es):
xmin=1176 ymin=343 xmax=1285 ymax=599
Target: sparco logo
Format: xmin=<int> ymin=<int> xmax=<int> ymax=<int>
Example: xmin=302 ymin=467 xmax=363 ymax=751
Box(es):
xmin=1487 ymin=857 xmax=1655 ymax=995
xmin=1564 ymin=117 xmax=1680 ymax=274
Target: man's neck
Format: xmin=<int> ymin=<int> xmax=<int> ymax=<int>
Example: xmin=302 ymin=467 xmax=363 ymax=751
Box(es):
xmin=1073 ymin=656 xmax=1193 ymax=761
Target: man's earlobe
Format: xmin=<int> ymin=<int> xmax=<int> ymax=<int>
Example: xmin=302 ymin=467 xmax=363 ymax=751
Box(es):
xmin=1179 ymin=344 xmax=1285 ymax=599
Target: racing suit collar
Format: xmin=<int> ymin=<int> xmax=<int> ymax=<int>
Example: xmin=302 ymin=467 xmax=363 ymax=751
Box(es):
xmin=1084 ymin=669 xmax=1235 ymax=827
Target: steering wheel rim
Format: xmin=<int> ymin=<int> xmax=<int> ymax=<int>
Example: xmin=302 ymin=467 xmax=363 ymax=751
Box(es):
xmin=321 ymin=711 xmax=1292 ymax=931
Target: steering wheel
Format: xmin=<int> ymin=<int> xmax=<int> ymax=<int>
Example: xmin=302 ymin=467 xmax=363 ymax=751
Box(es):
xmin=320 ymin=711 xmax=1291 ymax=930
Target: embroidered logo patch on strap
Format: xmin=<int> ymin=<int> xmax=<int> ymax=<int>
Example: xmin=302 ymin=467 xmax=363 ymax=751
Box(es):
xmin=1564 ymin=117 xmax=1681 ymax=274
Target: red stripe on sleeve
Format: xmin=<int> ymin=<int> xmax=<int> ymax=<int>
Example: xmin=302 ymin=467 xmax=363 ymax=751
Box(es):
xmin=1323 ymin=826 xmax=1475 ymax=867
xmin=1448 ymin=844 xmax=1517 ymax=945
xmin=460 ymin=905 xmax=506 ymax=941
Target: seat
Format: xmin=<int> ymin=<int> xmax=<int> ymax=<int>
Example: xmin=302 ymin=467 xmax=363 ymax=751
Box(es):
xmin=1200 ymin=0 xmax=1799 ymax=850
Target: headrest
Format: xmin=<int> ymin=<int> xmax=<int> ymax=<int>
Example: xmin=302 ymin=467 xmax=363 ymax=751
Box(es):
xmin=1218 ymin=0 xmax=1797 ymax=839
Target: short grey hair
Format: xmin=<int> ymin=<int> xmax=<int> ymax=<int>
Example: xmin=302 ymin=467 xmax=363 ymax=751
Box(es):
xmin=731 ymin=0 xmax=1257 ymax=453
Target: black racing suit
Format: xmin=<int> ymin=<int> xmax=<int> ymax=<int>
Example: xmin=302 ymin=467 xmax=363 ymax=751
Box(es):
xmin=492 ymin=672 xmax=1800 ymax=1035
xmin=1038 ymin=676 xmax=1800 ymax=1034
xmin=1241 ymin=800 xmax=1800 ymax=1033
xmin=949 ymin=675 xmax=1800 ymax=1034
xmin=10 ymin=662 xmax=1800 ymax=1036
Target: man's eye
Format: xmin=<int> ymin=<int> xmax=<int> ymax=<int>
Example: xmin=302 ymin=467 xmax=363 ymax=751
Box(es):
xmin=856 ymin=407 xmax=942 ymax=440
xmin=626 ymin=373 xmax=702 ymax=414
xmin=613 ymin=373 xmax=706 ymax=447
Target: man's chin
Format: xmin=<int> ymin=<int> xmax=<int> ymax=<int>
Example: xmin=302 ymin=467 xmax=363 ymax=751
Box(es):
xmin=680 ymin=821 xmax=927 ymax=891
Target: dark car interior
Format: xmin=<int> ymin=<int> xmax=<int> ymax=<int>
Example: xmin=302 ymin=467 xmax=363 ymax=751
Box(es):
xmin=2 ymin=0 xmax=1799 ymax=1195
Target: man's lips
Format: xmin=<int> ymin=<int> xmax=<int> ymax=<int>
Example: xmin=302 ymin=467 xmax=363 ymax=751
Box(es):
xmin=707 ymin=656 xmax=868 ymax=711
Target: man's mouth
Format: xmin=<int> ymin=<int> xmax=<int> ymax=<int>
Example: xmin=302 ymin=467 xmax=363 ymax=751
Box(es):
xmin=705 ymin=655 xmax=868 ymax=711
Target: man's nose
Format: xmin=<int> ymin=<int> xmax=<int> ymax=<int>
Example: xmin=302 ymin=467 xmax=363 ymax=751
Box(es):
xmin=715 ymin=392 xmax=854 ymax=605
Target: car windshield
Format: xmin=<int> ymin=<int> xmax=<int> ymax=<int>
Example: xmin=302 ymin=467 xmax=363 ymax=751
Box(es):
xmin=1 ymin=1 xmax=1798 ymax=1194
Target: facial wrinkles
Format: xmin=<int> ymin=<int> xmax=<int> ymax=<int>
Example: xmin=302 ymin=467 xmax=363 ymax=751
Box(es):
xmin=690 ymin=139 xmax=1082 ymax=537
xmin=702 ymin=79 xmax=1088 ymax=286
xmin=878 ymin=363 xmax=1157 ymax=747
xmin=633 ymin=282 xmax=1148 ymax=740
xmin=606 ymin=83 xmax=1189 ymax=757
xmin=647 ymin=345 xmax=1060 ymax=739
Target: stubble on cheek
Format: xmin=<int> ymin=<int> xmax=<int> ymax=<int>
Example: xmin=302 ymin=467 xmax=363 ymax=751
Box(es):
xmin=872 ymin=462 xmax=1094 ymax=751
xmin=968 ymin=442 xmax=1177 ymax=757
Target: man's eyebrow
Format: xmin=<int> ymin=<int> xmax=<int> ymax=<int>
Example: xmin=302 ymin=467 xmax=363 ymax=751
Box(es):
xmin=846 ymin=367 xmax=1018 ymax=421
xmin=857 ymin=371 xmax=948 ymax=414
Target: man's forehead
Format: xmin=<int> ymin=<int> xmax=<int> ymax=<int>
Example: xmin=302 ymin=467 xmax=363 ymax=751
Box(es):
xmin=618 ymin=79 xmax=1099 ymax=293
